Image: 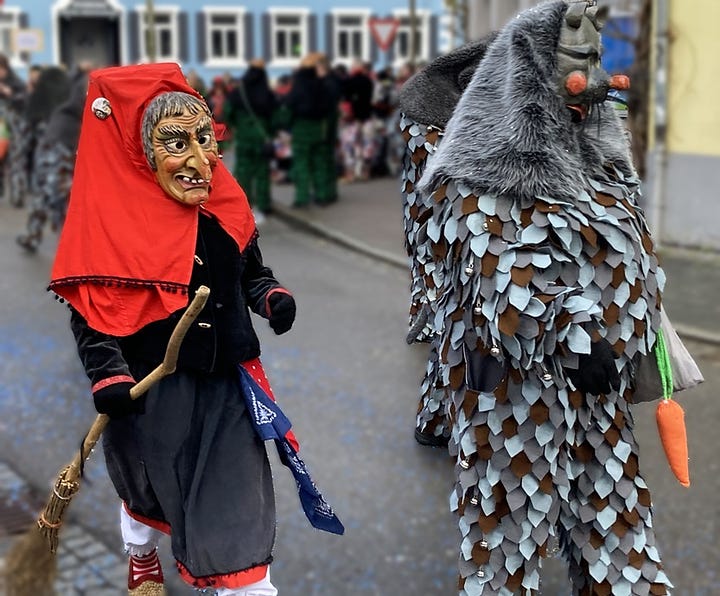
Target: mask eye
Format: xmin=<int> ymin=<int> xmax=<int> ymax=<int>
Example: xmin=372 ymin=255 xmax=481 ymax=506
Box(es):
xmin=198 ymin=132 xmax=214 ymax=148
xmin=163 ymin=138 xmax=188 ymax=154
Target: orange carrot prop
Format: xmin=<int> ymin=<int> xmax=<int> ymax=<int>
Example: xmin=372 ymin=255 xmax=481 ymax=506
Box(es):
xmin=654 ymin=329 xmax=690 ymax=487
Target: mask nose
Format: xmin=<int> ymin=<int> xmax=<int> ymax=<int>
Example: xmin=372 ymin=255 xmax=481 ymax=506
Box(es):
xmin=187 ymin=140 xmax=212 ymax=179
xmin=587 ymin=66 xmax=610 ymax=103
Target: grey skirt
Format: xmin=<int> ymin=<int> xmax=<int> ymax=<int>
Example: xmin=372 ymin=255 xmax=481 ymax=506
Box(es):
xmin=102 ymin=366 xmax=276 ymax=579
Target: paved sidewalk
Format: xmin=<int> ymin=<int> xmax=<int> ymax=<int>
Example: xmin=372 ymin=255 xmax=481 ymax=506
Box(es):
xmin=269 ymin=176 xmax=720 ymax=344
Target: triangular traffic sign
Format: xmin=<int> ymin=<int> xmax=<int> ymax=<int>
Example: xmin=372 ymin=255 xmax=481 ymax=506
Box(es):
xmin=369 ymin=17 xmax=400 ymax=52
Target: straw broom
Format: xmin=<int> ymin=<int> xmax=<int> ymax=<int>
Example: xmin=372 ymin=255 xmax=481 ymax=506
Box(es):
xmin=3 ymin=286 xmax=210 ymax=595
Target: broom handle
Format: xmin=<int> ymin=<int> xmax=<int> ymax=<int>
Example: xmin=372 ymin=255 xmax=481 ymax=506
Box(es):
xmin=64 ymin=286 xmax=210 ymax=483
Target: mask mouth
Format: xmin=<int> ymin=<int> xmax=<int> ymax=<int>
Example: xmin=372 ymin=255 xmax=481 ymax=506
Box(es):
xmin=566 ymin=104 xmax=588 ymax=123
xmin=175 ymin=173 xmax=211 ymax=189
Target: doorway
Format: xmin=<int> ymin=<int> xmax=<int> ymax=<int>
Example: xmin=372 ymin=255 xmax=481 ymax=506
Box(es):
xmin=59 ymin=16 xmax=120 ymax=69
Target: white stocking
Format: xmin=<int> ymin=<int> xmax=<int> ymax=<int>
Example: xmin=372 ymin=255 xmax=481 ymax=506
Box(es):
xmin=215 ymin=569 xmax=278 ymax=596
xmin=120 ymin=503 xmax=163 ymax=557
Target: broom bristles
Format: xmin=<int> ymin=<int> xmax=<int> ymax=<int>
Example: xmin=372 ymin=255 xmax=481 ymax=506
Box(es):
xmin=3 ymin=524 xmax=58 ymax=595
xmin=1 ymin=465 xmax=80 ymax=595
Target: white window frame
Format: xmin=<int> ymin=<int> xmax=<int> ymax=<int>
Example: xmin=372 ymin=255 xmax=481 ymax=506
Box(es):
xmin=202 ymin=6 xmax=248 ymax=69
xmin=267 ymin=7 xmax=310 ymax=69
xmin=391 ymin=9 xmax=431 ymax=68
xmin=330 ymin=8 xmax=371 ymax=66
xmin=0 ymin=7 xmax=27 ymax=67
xmin=135 ymin=4 xmax=181 ymax=64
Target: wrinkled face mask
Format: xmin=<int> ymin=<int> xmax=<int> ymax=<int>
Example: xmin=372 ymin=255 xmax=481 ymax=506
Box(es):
xmin=152 ymin=106 xmax=219 ymax=206
xmin=556 ymin=1 xmax=628 ymax=122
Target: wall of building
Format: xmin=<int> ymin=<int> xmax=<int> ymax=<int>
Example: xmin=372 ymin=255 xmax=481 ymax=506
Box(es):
xmin=3 ymin=0 xmax=445 ymax=83
xmin=652 ymin=0 xmax=720 ymax=250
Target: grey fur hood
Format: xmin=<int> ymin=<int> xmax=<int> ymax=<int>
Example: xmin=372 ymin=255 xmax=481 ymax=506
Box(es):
xmin=418 ymin=0 xmax=636 ymax=205
xmin=398 ymin=32 xmax=498 ymax=130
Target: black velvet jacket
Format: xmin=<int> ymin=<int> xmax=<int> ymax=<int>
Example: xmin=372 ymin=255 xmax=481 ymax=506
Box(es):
xmin=71 ymin=212 xmax=282 ymax=387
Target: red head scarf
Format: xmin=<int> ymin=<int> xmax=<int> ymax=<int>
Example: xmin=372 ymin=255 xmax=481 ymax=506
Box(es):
xmin=50 ymin=63 xmax=256 ymax=336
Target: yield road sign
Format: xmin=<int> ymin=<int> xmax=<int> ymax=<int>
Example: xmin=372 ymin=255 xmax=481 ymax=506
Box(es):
xmin=369 ymin=17 xmax=400 ymax=52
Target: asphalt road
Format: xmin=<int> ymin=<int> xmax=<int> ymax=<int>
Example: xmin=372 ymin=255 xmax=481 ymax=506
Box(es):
xmin=1 ymin=201 xmax=718 ymax=595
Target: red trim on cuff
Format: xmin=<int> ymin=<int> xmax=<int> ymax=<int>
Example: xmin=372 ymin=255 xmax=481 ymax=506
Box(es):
xmin=92 ymin=375 xmax=136 ymax=393
xmin=177 ymin=560 xmax=269 ymax=589
xmin=123 ymin=502 xmax=171 ymax=535
xmin=264 ymin=287 xmax=292 ymax=317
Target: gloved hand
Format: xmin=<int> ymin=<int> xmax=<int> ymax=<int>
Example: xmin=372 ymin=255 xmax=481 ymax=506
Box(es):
xmin=93 ymin=381 xmax=145 ymax=418
xmin=567 ymin=338 xmax=621 ymax=395
xmin=268 ymin=292 xmax=296 ymax=335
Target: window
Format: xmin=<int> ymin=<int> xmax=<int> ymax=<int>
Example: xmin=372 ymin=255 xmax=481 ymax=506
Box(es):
xmin=136 ymin=5 xmax=180 ymax=63
xmin=392 ymin=9 xmax=431 ymax=67
xmin=203 ymin=7 xmax=247 ymax=67
xmin=331 ymin=10 xmax=370 ymax=65
xmin=0 ymin=8 xmax=26 ymax=66
xmin=268 ymin=9 xmax=309 ymax=67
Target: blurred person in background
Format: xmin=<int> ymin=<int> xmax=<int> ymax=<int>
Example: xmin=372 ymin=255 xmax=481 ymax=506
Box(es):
xmin=205 ymin=75 xmax=230 ymax=153
xmin=185 ymin=69 xmax=206 ymax=97
xmin=283 ymin=52 xmax=338 ymax=207
xmin=23 ymin=65 xmax=71 ymax=195
xmin=0 ymin=53 xmax=29 ymax=205
xmin=17 ymin=66 xmax=89 ymax=252
xmin=340 ymin=60 xmax=374 ymax=182
xmin=224 ymin=58 xmax=278 ymax=219
xmin=386 ymin=61 xmax=416 ymax=176
xmin=314 ymin=53 xmax=341 ymax=203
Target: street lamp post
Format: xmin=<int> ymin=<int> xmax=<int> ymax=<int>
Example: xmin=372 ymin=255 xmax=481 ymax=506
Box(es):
xmin=146 ymin=0 xmax=157 ymax=62
xmin=409 ymin=0 xmax=418 ymax=69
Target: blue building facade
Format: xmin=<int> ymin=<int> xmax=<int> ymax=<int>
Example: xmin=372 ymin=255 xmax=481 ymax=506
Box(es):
xmin=3 ymin=0 xmax=450 ymax=82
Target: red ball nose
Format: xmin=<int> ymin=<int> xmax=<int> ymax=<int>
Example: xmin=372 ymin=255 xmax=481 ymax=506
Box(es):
xmin=610 ymin=74 xmax=630 ymax=90
xmin=565 ymin=71 xmax=588 ymax=96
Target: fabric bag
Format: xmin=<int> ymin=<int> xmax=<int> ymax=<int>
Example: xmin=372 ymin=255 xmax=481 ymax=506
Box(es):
xmin=633 ymin=306 xmax=704 ymax=403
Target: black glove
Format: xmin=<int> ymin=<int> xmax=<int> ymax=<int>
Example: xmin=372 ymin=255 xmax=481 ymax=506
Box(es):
xmin=268 ymin=292 xmax=296 ymax=335
xmin=93 ymin=381 xmax=145 ymax=418
xmin=567 ymin=338 xmax=621 ymax=395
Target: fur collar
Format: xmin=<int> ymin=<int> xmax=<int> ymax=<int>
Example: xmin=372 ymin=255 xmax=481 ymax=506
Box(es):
xmin=418 ymin=0 xmax=636 ymax=206
xmin=398 ymin=33 xmax=498 ymax=129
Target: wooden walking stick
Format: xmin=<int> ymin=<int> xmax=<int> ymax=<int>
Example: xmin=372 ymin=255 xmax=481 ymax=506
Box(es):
xmin=3 ymin=286 xmax=210 ymax=595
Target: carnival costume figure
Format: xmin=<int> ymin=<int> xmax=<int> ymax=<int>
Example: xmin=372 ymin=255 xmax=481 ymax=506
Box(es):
xmin=17 ymin=69 xmax=87 ymax=253
xmin=49 ymin=63 xmax=342 ymax=596
xmin=416 ymin=2 xmax=673 ymax=594
xmin=398 ymin=34 xmax=498 ymax=447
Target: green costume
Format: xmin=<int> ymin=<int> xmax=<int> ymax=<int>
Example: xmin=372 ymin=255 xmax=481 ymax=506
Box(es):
xmin=224 ymin=67 xmax=277 ymax=213
xmin=290 ymin=116 xmax=336 ymax=205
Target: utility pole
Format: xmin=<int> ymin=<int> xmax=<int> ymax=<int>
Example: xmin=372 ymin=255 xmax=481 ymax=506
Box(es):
xmin=409 ymin=0 xmax=418 ymax=69
xmin=146 ymin=0 xmax=157 ymax=62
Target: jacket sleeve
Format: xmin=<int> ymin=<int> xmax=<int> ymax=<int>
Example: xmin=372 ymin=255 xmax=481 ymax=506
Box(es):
xmin=70 ymin=307 xmax=136 ymax=391
xmin=241 ymin=239 xmax=289 ymax=318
